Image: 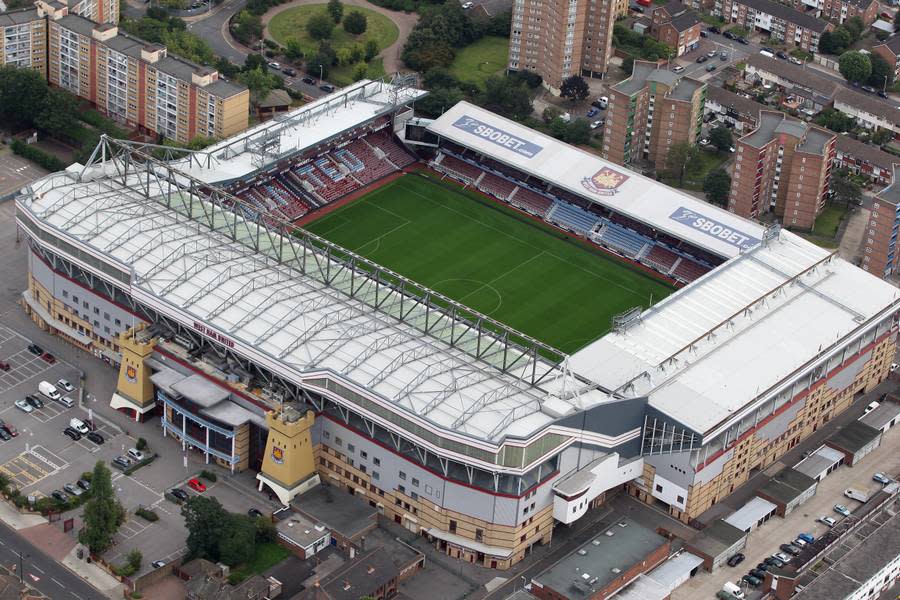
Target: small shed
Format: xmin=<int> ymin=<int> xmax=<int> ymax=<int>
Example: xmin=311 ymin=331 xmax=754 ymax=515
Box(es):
xmin=825 ymin=421 xmax=882 ymax=466
xmin=794 ymin=445 xmax=845 ymax=482
xmin=685 ymin=520 xmax=747 ymax=571
xmin=723 ymin=497 xmax=778 ymax=533
xmin=756 ymin=468 xmax=818 ymax=516
xmin=859 ymin=397 xmax=900 ymax=434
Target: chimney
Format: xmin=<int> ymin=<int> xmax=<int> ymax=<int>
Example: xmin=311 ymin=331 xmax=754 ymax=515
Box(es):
xmin=91 ymin=23 xmax=118 ymax=41
xmin=191 ymin=67 xmax=216 ymax=87
xmin=141 ymin=43 xmax=166 ymax=64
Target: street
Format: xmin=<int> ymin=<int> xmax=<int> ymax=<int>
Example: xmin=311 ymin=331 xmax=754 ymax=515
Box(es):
xmin=0 ymin=520 xmax=105 ymax=600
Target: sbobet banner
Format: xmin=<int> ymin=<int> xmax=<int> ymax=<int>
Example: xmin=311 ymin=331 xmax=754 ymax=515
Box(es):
xmin=451 ymin=116 xmax=543 ymax=159
xmin=669 ymin=207 xmax=760 ymax=251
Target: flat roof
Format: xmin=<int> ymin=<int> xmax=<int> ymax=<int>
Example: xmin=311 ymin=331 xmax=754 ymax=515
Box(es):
xmin=174 ymin=79 xmax=427 ymax=185
xmin=19 ymin=157 xmax=597 ymax=446
xmin=427 ymin=101 xmax=764 ymax=259
xmin=723 ymin=497 xmax=776 ymax=531
xmin=739 ymin=0 xmax=829 ymax=31
xmin=878 ymin=166 xmax=900 ymax=204
xmin=859 ymin=399 xmax=900 ymax=430
xmin=687 ymin=520 xmax=745 ymax=557
xmin=827 ymin=421 xmax=881 ymax=453
xmin=276 ymin=513 xmax=329 ymax=549
xmin=292 ymin=485 xmax=376 ymax=541
xmin=568 ymin=232 xmax=900 ymax=436
xmin=758 ymin=468 xmax=816 ymax=505
xmin=532 ymin=519 xmax=667 ymax=599
xmin=795 ymin=446 xmax=845 ymax=478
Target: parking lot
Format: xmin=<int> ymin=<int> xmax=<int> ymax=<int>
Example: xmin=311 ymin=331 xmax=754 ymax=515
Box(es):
xmin=673 ymin=417 xmax=900 ymax=599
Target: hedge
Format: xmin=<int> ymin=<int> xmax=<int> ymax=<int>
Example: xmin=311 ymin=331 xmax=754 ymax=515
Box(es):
xmin=11 ymin=139 xmax=66 ymax=172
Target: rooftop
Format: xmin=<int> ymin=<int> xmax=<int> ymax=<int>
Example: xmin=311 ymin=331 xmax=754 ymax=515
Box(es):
xmin=296 ymin=550 xmax=398 ymax=600
xmin=276 ymin=512 xmax=329 ymax=549
xmin=568 ymin=231 xmax=900 ymax=436
xmin=859 ymin=397 xmax=900 ymax=430
xmin=738 ymin=0 xmax=830 ymax=31
xmin=705 ymin=87 xmax=764 ymax=119
xmin=175 ymin=79 xmax=427 ymax=185
xmin=686 ymin=520 xmax=746 ymax=557
xmin=531 ymin=519 xmax=668 ymax=599
xmin=746 ymin=54 xmax=840 ymax=99
xmin=292 ymin=485 xmax=377 ymax=542
xmin=877 ymin=165 xmax=900 ymax=204
xmin=797 ymin=127 xmax=834 ymax=155
xmin=835 ymin=134 xmax=898 ymax=170
xmin=826 ymin=420 xmax=881 ymax=454
xmin=427 ymin=101 xmax=759 ymax=260
xmin=758 ymin=468 xmax=817 ymax=504
xmin=670 ymin=10 xmax=700 ymax=31
xmin=834 ymin=88 xmax=900 ymax=125
xmin=794 ymin=445 xmax=845 ymax=479
xmin=0 ymin=7 xmax=39 ymax=24
xmin=743 ymin=111 xmax=787 ymax=148
xmin=877 ymin=34 xmax=900 ymax=54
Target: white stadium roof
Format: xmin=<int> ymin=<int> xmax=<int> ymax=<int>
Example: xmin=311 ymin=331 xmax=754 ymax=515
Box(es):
xmin=171 ymin=79 xmax=426 ymax=185
xmin=426 ymin=102 xmax=765 ymax=260
xmin=18 ymin=150 xmax=609 ymax=449
xmin=569 ymin=231 xmax=900 ymax=436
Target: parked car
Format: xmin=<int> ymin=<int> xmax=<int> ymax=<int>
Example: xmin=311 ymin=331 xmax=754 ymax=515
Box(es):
xmin=789 ymin=56 xmax=803 ymax=65
xmin=63 ymin=483 xmax=83 ymax=497
xmin=797 ymin=533 xmax=815 ymax=544
xmin=707 ymin=26 xmax=721 ymax=33
xmin=319 ymin=84 xmax=336 ymax=93
xmin=267 ymin=61 xmax=280 ymax=69
xmin=112 ymin=456 xmax=132 ymax=469
xmin=706 ymin=64 xmax=717 ymax=72
xmin=780 ymin=543 xmax=801 ymax=556
xmin=727 ymin=552 xmax=745 ymax=567
xmin=151 ymin=560 xmax=166 ymax=569
xmin=834 ymin=504 xmax=851 ymax=517
xmin=776 ymin=50 xmax=788 ymax=59
xmin=864 ymin=401 xmax=880 ymax=414
xmin=773 ymin=552 xmax=792 ymax=563
xmin=0 ymin=361 xmax=9 ymax=371
xmin=755 ymin=562 xmax=768 ymax=572
xmin=248 ymin=508 xmax=264 ymax=519
xmin=861 ymin=85 xmax=877 ymax=94
xmin=818 ymin=516 xmax=837 ymax=527
xmin=879 ymin=90 xmax=889 ymax=99
xmin=302 ymin=76 xmax=315 ymax=85
xmin=700 ymin=30 xmax=708 ymax=37
xmin=27 ymin=344 xmax=43 ymax=355
xmin=25 ymin=395 xmax=43 ymax=409
xmin=50 ymin=490 xmax=67 ymax=503
xmin=696 ymin=55 xmax=708 ymax=63
xmin=737 ymin=36 xmax=749 ymax=44
xmin=62 ymin=427 xmax=81 ymax=441
xmin=873 ymin=472 xmax=891 ymax=484
xmin=127 ymin=448 xmax=146 ymax=462
xmin=723 ymin=30 xmax=736 ymax=39
xmin=461 ymin=1 xmax=474 ymax=7
xmin=764 ymin=556 xmax=785 ymax=568
xmin=742 ymin=574 xmax=761 ymax=587
xmin=70 ymin=418 xmax=89 ymax=435
xmin=40 ymin=353 xmax=55 ymax=364
xmin=749 ymin=568 xmax=767 ymax=579
xmin=1 ymin=423 xmax=18 ymax=437
xmin=14 ymin=399 xmax=32 ymax=413
xmin=187 ymin=478 xmax=206 ymax=492
xmin=0 ymin=429 xmax=11 ymax=442
xmin=590 ymin=119 xmax=605 ymax=129
xmin=77 ymin=479 xmax=91 ymax=491
xmin=707 ymin=50 xmax=718 ymax=58
xmin=56 ymin=379 xmax=74 ymax=392
xmin=793 ymin=537 xmax=807 ymax=547
xmin=170 ymin=488 xmax=189 ymax=502
xmin=86 ymin=431 xmax=104 ymax=445
xmin=282 ymin=67 xmax=297 ymax=77
xmin=720 ymin=51 xmax=728 ymax=61
xmin=672 ymin=65 xmax=685 ymax=73
xmin=586 ymin=108 xmax=599 ymax=118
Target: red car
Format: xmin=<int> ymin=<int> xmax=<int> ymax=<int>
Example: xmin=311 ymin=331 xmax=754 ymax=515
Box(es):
xmin=187 ymin=478 xmax=206 ymax=493
xmin=2 ymin=423 xmax=18 ymax=437
xmin=41 ymin=353 xmax=56 ymax=364
xmin=0 ymin=361 xmax=9 ymax=371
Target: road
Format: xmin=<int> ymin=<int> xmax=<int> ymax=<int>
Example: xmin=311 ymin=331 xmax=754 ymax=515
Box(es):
xmin=0 ymin=521 xmax=105 ymax=600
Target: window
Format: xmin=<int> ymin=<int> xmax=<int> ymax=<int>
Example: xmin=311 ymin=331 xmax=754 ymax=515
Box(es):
xmin=475 ymin=529 xmax=484 ymax=542
xmin=398 ymin=485 xmax=405 ymax=494
xmin=360 ymin=450 xmax=367 ymax=460
xmin=323 ymin=431 xmax=330 ymax=439
xmin=373 ymin=457 xmax=381 ymax=466
xmin=411 ymin=478 xmax=419 ymax=487
xmin=335 ymin=437 xmax=342 ymax=447
xmin=62 ymin=290 xmax=68 ymax=298
xmin=411 ymin=492 xmax=418 ymax=501
xmin=677 ymin=495 xmax=684 ymax=504
xmin=73 ymin=296 xmax=78 ymax=303
xmin=359 ymin=465 xmax=366 ymax=474
xmin=347 ymin=444 xmax=355 ymax=454
xmin=114 ymin=318 xmax=121 ymax=326
xmin=103 ymin=312 xmax=110 ymax=321
xmin=399 ymin=471 xmax=406 ymax=480
xmin=449 ymin=520 xmax=457 ymax=533
xmin=93 ymin=307 xmax=99 ymax=315
xmin=373 ymin=471 xmax=379 ymax=480
xmin=655 ymin=484 xmax=663 ymax=492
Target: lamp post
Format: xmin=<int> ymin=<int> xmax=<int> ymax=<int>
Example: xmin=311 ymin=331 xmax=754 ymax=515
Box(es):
xmin=16 ymin=551 xmax=28 ymax=583
xmin=319 ymin=64 xmax=324 ymax=85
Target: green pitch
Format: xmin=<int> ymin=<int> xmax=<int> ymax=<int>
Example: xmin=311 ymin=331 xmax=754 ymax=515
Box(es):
xmin=305 ymin=174 xmax=674 ymax=353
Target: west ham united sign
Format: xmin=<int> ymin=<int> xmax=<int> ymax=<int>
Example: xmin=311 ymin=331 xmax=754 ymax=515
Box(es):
xmin=582 ymin=167 xmax=629 ymax=196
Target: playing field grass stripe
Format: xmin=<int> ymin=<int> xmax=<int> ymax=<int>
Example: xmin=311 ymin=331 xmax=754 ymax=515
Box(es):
xmin=305 ymin=173 xmax=674 ymax=353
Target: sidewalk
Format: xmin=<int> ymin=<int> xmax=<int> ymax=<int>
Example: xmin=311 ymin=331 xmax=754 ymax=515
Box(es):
xmin=60 ymin=545 xmax=124 ymax=599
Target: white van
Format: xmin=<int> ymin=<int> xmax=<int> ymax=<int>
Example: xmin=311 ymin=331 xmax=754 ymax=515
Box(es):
xmin=69 ymin=418 xmax=89 ymax=434
xmin=722 ymin=582 xmax=746 ymax=598
xmin=759 ymin=49 xmax=774 ymax=58
xmin=38 ymin=381 xmax=60 ymax=401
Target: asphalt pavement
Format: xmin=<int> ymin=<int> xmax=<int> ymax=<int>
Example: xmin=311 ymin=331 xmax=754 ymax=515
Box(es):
xmin=0 ymin=521 xmax=105 ymax=600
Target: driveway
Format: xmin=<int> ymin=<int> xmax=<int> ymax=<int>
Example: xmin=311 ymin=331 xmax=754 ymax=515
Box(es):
xmin=260 ymin=0 xmax=418 ymax=74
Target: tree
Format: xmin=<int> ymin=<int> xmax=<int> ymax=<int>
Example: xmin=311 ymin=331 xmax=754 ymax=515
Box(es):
xmin=352 ymin=62 xmax=368 ymax=81
xmin=231 ymin=10 xmax=263 ymax=46
xmin=284 ymin=39 xmax=304 ymax=61
xmin=844 ymin=16 xmax=865 ymax=42
xmin=703 ymin=168 xmax=731 ymax=205
xmin=307 ymin=13 xmax=334 ymax=40
xmin=622 ymin=56 xmax=635 ymax=75
xmin=839 ymin=51 xmax=872 ymax=84
xmin=308 ymin=45 xmax=336 ymax=79
xmin=237 ymin=67 xmax=280 ymax=101
xmin=182 ymin=496 xmax=229 ymax=561
xmin=243 ymin=53 xmax=268 ymax=72
xmin=364 ymin=39 xmax=379 ymax=61
xmin=217 ymin=515 xmax=255 ymax=566
xmin=664 ymin=141 xmax=699 ymax=186
xmin=563 ymin=119 xmax=592 ymax=145
xmin=830 ymin=170 xmax=862 ymax=206
xmin=709 ymin=126 xmax=733 ymax=153
xmin=424 ymin=67 xmax=457 ymax=90
xmin=78 ymin=462 xmax=125 ymax=554
xmin=327 ymin=0 xmax=343 ymax=23
xmin=476 ymin=76 xmax=532 ymax=121
xmin=868 ymin=53 xmax=894 ymax=90
xmin=343 ymin=10 xmax=367 ymax=35
xmin=35 ymin=88 xmax=78 ymax=137
xmin=815 ymin=107 xmax=857 ymax=133
xmin=415 ymin=86 xmax=464 ymax=118
xmin=0 ymin=66 xmax=48 ymax=130
xmin=560 ymin=75 xmax=590 ymax=102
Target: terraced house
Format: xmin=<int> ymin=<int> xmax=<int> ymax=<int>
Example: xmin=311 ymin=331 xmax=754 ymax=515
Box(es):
xmin=715 ymin=0 xmax=832 ymax=52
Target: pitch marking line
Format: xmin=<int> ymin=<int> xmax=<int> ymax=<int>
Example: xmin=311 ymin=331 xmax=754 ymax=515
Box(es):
xmin=396 ymin=177 xmax=650 ymax=300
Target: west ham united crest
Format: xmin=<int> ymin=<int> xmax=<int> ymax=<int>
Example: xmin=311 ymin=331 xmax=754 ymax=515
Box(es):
xmin=582 ymin=167 xmax=629 ymax=196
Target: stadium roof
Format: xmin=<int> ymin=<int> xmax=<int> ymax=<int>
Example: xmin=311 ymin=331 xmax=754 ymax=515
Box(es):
xmin=171 ymin=79 xmax=427 ymax=185
xmin=426 ymin=102 xmax=765 ymax=259
xmin=569 ymin=232 xmax=900 ymax=437
xmin=17 ymin=142 xmax=609 ymax=454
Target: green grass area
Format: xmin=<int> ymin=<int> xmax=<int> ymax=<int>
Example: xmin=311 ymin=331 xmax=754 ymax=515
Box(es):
xmin=797 ymin=204 xmax=846 ymax=248
xmin=448 ymin=36 xmax=509 ymax=88
xmin=304 ymin=173 xmax=674 ymax=353
xmin=662 ymin=149 xmax=729 ymax=192
xmin=329 ymin=57 xmax=385 ymax=87
xmin=268 ymin=4 xmax=399 ymax=58
xmin=228 ymin=543 xmax=289 ymax=583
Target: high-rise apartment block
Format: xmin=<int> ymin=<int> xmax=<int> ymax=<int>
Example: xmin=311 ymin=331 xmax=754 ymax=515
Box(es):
xmin=508 ymin=0 xmax=616 ymax=94
xmin=862 ymin=167 xmax=900 ymax=278
xmin=0 ymin=1 xmax=249 ymax=144
xmin=729 ymin=111 xmax=835 ymax=230
xmin=601 ymin=60 xmax=706 ymax=171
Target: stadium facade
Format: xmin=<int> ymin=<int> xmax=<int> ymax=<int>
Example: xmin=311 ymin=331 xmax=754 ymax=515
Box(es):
xmin=15 ymin=81 xmax=900 ymax=570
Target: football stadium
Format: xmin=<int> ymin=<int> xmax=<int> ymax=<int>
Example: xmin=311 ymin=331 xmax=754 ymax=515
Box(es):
xmin=15 ymin=78 xmax=900 ymax=570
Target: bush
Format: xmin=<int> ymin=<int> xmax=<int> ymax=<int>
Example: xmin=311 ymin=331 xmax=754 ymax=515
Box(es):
xmin=135 ymin=507 xmax=159 ymax=522
xmin=263 ymin=38 xmax=278 ymax=49
xmin=113 ymin=550 xmax=142 ymax=577
xmin=307 ymin=13 xmax=335 ymax=40
xmin=11 ymin=139 xmax=66 ymax=172
xmin=136 ymin=438 xmax=148 ymax=452
xmin=199 ymin=470 xmax=218 ymax=483
xmin=343 ymin=10 xmax=367 ymax=35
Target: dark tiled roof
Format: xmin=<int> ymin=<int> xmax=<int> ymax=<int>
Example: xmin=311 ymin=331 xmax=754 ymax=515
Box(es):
xmin=826 ymin=420 xmax=881 ymax=453
xmin=876 ymin=35 xmax=900 ymax=55
xmin=0 ymin=7 xmax=39 ymax=25
xmin=835 ymin=87 xmax=900 ymax=125
xmin=835 ymin=134 xmax=898 ymax=170
xmin=738 ymin=0 xmax=830 ymax=32
xmin=706 ymin=86 xmax=764 ymax=118
xmin=746 ymin=54 xmax=840 ymax=98
xmin=671 ymin=10 xmax=701 ymax=31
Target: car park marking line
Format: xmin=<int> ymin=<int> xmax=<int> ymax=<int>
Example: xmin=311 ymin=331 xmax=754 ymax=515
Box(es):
xmin=51 ymin=577 xmax=63 ymax=587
